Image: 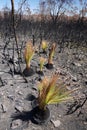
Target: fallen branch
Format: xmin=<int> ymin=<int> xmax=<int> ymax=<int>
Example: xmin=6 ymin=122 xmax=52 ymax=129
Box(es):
xmin=66 ymin=94 xmax=87 ymax=115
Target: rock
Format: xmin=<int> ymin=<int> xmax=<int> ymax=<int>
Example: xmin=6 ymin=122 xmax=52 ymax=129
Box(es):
xmin=1 ymin=104 xmax=7 ymax=113
xmin=58 ymin=115 xmax=62 ymax=118
xmin=7 ymin=80 xmax=14 ymax=86
xmin=15 ymin=105 xmax=24 ymax=112
xmin=7 ymin=95 xmax=14 ymax=101
xmin=73 ymin=62 xmax=81 ymax=67
xmin=72 ymin=76 xmax=77 ymax=82
xmin=0 ymin=77 xmax=4 ymax=87
xmin=11 ymin=119 xmax=22 ymax=129
xmin=85 ymin=81 xmax=87 ymax=85
xmin=17 ymin=91 xmax=23 ymax=96
xmin=31 ymin=126 xmax=41 ymax=130
xmin=51 ymin=119 xmax=61 ymax=127
xmin=0 ymin=71 xmax=4 ymax=75
xmin=84 ymin=121 xmax=87 ymax=125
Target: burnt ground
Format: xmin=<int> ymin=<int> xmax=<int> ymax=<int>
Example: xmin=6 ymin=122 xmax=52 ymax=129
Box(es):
xmin=0 ymin=37 xmax=87 ymax=130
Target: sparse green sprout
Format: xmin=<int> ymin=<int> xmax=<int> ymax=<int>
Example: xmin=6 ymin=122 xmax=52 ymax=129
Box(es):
xmin=24 ymin=41 xmax=35 ymax=69
xmin=39 ymin=57 xmax=46 ymax=72
xmin=48 ymin=43 xmax=56 ymax=64
xmin=41 ymin=40 xmax=48 ymax=53
xmin=37 ymin=73 xmax=76 ymax=110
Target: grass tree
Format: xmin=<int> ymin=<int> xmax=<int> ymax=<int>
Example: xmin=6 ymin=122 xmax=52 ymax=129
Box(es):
xmin=46 ymin=43 xmax=56 ymax=69
xmin=37 ymin=57 xmax=46 ymax=75
xmin=32 ymin=73 xmax=77 ymax=124
xmin=23 ymin=41 xmax=35 ymax=76
xmin=41 ymin=40 xmax=48 ymax=53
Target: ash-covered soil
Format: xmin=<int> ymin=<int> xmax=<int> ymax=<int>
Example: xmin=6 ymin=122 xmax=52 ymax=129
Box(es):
xmin=0 ymin=38 xmax=87 ymax=130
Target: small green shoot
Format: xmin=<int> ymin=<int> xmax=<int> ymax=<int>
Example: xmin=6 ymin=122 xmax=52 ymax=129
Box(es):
xmin=41 ymin=40 xmax=48 ymax=52
xmin=39 ymin=57 xmax=46 ymax=72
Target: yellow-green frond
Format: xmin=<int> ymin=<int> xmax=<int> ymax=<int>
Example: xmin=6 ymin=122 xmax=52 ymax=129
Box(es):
xmin=37 ymin=73 xmax=77 ymax=110
xmin=41 ymin=40 xmax=48 ymax=51
xmin=24 ymin=41 xmax=35 ymax=68
xmin=39 ymin=57 xmax=46 ymax=71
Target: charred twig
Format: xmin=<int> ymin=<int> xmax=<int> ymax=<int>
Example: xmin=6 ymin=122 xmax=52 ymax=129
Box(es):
xmin=3 ymin=38 xmax=10 ymax=54
xmin=18 ymin=41 xmax=24 ymax=63
xmin=2 ymin=52 xmax=14 ymax=76
xmin=15 ymin=0 xmax=27 ymax=28
xmin=66 ymin=95 xmax=87 ymax=115
xmin=0 ymin=77 xmax=4 ymax=86
xmin=11 ymin=0 xmax=28 ymax=83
